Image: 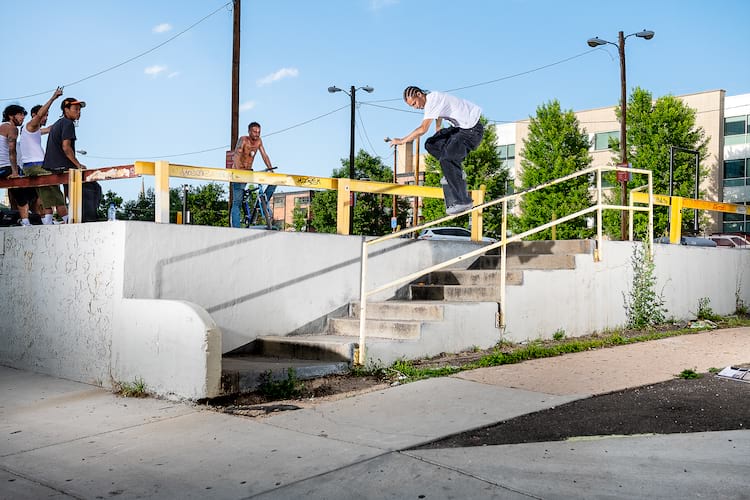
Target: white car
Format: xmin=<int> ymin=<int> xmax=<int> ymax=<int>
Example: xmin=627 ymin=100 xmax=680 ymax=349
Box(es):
xmin=417 ymin=226 xmax=497 ymax=243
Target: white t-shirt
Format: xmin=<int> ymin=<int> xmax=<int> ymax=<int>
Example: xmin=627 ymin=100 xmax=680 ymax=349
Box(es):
xmin=423 ymin=91 xmax=481 ymax=129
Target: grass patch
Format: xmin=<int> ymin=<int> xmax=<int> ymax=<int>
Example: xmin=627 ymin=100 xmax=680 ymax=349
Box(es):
xmin=115 ymin=377 xmax=147 ymax=398
xmin=257 ymin=368 xmax=304 ymax=399
xmin=381 ymin=321 xmax=750 ymax=384
xmin=677 ymin=368 xmax=701 ymax=379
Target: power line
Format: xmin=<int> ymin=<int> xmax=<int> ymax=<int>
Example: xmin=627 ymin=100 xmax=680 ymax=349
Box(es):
xmin=0 ymin=1 xmax=233 ymax=102
xmin=364 ymin=49 xmax=600 ymax=104
xmin=356 ymin=105 xmax=379 ymax=157
xmin=85 ymin=104 xmax=350 ymax=160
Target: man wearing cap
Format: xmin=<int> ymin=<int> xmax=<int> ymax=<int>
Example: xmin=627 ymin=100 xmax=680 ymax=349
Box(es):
xmin=40 ymin=97 xmax=87 ymax=223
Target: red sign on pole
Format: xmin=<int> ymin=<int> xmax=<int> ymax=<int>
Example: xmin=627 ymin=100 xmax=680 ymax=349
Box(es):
xmin=225 ymin=151 xmax=234 ymax=169
xmin=616 ymin=163 xmax=631 ymax=182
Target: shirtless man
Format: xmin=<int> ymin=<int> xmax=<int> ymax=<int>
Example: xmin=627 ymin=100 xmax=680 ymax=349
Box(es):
xmin=230 ymin=121 xmax=273 ymax=228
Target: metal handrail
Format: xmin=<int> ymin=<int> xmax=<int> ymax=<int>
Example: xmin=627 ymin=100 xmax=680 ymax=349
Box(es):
xmin=355 ymin=164 xmax=654 ymax=365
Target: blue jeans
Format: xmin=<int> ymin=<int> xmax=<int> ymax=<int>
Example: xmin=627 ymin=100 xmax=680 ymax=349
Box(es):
xmin=424 ymin=121 xmax=484 ymax=207
xmin=230 ymin=182 xmax=246 ymax=228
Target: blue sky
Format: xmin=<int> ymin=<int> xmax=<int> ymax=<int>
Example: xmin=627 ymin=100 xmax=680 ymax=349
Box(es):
xmin=4 ymin=0 xmax=749 ymax=202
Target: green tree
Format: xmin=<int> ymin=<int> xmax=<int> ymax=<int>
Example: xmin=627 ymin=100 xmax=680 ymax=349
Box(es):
xmin=292 ymin=206 xmax=307 ymax=231
xmin=121 ymin=188 xmax=156 ymax=221
xmin=422 ymin=117 xmax=512 ymax=236
xmin=187 ymin=182 xmax=229 ymax=227
xmin=512 ymin=100 xmax=594 ymax=239
xmin=310 ymin=150 xmax=410 ymax=235
xmin=605 ymin=87 xmax=709 ymax=238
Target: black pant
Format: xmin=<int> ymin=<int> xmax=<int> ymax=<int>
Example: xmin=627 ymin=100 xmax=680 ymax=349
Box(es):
xmin=424 ymin=121 xmax=483 ymax=207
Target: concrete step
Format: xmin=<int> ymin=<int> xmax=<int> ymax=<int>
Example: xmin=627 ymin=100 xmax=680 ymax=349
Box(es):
xmin=486 ymin=239 xmax=594 ymax=256
xmin=252 ymin=335 xmax=356 ymax=362
xmin=409 ymin=284 xmax=501 ymax=301
xmin=473 ymin=253 xmax=576 ymax=270
xmin=423 ymin=269 xmax=523 ymax=286
xmin=349 ymin=301 xmax=444 ymax=321
xmin=221 ymin=355 xmax=349 ymax=394
xmin=328 ymin=317 xmax=423 ymax=339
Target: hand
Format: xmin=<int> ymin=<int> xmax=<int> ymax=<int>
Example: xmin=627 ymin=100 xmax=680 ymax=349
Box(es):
xmin=390 ymin=137 xmax=404 ymax=146
xmin=53 ymin=87 xmax=63 ymax=99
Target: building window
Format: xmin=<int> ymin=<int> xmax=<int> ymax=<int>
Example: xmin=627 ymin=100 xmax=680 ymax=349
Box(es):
xmin=295 ymin=197 xmax=310 ymax=205
xmin=723 ymin=158 xmax=749 ymax=187
xmin=497 ymin=144 xmax=515 ymax=169
xmin=724 ymin=116 xmax=749 ymax=146
xmin=593 ymin=131 xmax=619 ymax=151
xmin=722 ymin=208 xmax=749 ymax=233
xmin=274 ymin=195 xmax=285 ymax=208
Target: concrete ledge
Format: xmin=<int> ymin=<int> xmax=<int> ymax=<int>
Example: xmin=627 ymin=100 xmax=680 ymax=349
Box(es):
xmin=112 ymin=298 xmax=222 ymax=400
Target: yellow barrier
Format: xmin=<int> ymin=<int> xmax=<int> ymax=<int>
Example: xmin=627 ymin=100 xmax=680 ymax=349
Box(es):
xmin=134 ymin=160 xmax=486 ymax=238
xmin=630 ymin=191 xmax=748 ymax=244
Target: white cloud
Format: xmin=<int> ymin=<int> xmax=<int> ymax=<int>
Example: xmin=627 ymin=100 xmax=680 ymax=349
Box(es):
xmin=144 ymin=65 xmax=168 ymax=77
xmin=256 ymin=67 xmax=299 ymax=87
xmin=239 ymin=101 xmax=257 ymax=112
xmin=370 ymin=0 xmax=398 ymax=10
xmin=167 ymin=71 xmax=180 ymax=79
xmin=152 ymin=23 xmax=172 ymax=34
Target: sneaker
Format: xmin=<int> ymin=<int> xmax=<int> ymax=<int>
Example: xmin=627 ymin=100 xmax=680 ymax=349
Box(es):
xmin=19 ymin=218 xmax=32 ymax=227
xmin=446 ymin=202 xmax=473 ymax=215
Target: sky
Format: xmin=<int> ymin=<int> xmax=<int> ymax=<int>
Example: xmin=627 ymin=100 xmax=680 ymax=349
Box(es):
xmin=4 ymin=0 xmax=750 ymax=202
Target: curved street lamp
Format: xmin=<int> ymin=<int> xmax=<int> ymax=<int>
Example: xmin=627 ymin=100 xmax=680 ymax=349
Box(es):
xmin=587 ymin=30 xmax=654 ymax=240
xmin=328 ymin=84 xmax=375 ymax=234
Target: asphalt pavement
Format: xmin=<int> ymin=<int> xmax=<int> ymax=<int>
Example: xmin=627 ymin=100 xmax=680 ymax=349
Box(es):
xmin=1 ymin=327 xmax=748 ymax=499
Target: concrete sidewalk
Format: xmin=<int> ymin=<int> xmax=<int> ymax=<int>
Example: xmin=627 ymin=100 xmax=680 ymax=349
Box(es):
xmin=1 ymin=328 xmax=748 ymax=499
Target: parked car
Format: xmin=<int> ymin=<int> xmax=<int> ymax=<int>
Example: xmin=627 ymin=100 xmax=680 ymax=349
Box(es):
xmin=708 ymin=235 xmax=749 ymax=248
xmin=655 ymin=236 xmax=717 ymax=247
xmin=417 ymin=226 xmax=497 ymax=243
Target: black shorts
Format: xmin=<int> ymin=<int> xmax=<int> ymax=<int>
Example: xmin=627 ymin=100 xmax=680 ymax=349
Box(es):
xmin=0 ymin=166 xmax=11 ymax=178
xmin=8 ymin=187 xmax=38 ymax=207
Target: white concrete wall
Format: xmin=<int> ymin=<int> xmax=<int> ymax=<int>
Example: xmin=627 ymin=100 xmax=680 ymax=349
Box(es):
xmin=504 ymin=240 xmax=750 ymax=341
xmin=120 ymin=222 xmax=478 ymax=352
xmin=0 ymin=223 xmax=221 ymax=400
xmin=3 ymin=222 xmax=748 ymax=399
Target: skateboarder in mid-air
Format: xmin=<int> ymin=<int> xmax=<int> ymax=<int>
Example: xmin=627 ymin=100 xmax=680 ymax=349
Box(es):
xmin=389 ymin=86 xmax=483 ymax=215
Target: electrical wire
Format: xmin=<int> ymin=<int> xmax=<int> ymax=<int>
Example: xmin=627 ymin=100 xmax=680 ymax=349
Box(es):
xmin=356 ymin=105 xmax=379 ymax=157
xmin=0 ymin=1 xmax=233 ymax=102
xmin=84 ymin=104 xmax=350 ymax=160
xmin=364 ymin=49 xmax=600 ymax=103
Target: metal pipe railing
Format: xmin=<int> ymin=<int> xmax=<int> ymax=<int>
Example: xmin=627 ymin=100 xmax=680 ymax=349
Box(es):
xmin=355 ymin=164 xmax=654 ymax=365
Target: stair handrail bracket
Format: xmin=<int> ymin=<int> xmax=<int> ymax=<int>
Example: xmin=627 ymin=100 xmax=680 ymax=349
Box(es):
xmin=355 ymin=164 xmax=654 ymax=366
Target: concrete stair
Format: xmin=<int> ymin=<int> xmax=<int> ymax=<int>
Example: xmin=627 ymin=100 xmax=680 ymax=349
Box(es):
xmin=221 ymin=240 xmax=595 ymax=393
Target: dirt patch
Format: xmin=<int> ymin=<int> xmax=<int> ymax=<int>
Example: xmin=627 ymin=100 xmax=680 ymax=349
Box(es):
xmin=414 ymin=372 xmax=750 ymax=449
xmin=209 ymin=374 xmax=391 ymax=417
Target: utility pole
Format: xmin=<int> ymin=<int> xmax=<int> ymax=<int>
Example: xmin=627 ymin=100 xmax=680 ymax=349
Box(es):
xmin=231 ymin=0 xmax=241 ymax=149
xmin=228 ymin=0 xmax=241 ymax=225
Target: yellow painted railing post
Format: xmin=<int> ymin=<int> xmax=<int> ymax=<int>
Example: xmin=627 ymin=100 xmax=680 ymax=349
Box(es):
xmin=68 ymin=169 xmax=83 ymax=223
xmin=470 ymin=186 xmax=485 ymax=242
xmin=337 ymin=178 xmax=352 ymax=235
xmin=154 ymin=160 xmax=171 ymax=223
xmin=669 ymin=196 xmax=683 ymax=244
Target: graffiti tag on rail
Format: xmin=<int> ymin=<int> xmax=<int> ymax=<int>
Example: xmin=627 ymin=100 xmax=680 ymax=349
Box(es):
xmin=292 ymin=176 xmax=322 ymax=187
xmin=177 ymin=168 xmax=230 ymax=180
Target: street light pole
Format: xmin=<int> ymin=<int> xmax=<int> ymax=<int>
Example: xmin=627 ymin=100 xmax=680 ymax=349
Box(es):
xmin=588 ymin=29 xmax=654 ymax=240
xmin=328 ymin=84 xmax=374 ymax=234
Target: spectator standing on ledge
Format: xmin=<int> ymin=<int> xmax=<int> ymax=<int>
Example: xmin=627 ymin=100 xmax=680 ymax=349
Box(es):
xmin=231 ymin=121 xmax=273 ymax=228
xmin=41 ymin=96 xmax=87 ymax=223
xmin=390 ymin=86 xmax=483 ymax=215
xmin=20 ymin=88 xmax=64 ymax=225
xmin=1 ymin=104 xmax=37 ymax=226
